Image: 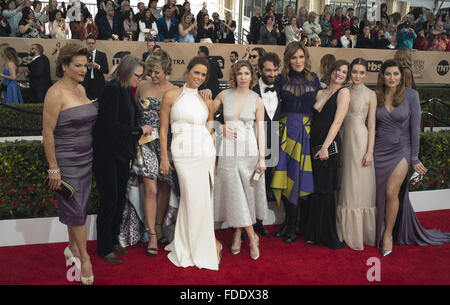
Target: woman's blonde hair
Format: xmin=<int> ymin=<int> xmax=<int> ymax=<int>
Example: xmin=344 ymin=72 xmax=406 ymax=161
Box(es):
xmin=2 ymin=46 xmax=19 ymax=69
xmin=146 ymin=49 xmax=172 ymax=75
xmin=229 ymin=60 xmax=257 ymax=89
xmin=394 ymin=48 xmax=412 ymax=69
xmin=181 ymin=12 xmax=193 ymax=30
xmin=281 ymin=41 xmax=313 ymax=82
xmin=376 ymin=59 xmax=405 ymax=108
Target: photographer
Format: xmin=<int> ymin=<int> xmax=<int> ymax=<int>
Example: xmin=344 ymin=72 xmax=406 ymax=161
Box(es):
xmin=197 ymin=12 xmax=215 ymax=43
xmin=397 ymin=21 xmax=417 ymax=50
xmin=374 ymin=28 xmax=390 ymax=49
xmin=49 ymin=9 xmax=69 ymax=39
xmin=220 ymin=11 xmax=235 ymax=44
xmin=71 ymin=12 xmax=98 ymax=40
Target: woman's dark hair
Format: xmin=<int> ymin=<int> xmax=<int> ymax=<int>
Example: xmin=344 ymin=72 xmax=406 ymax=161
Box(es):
xmin=328 ymin=59 xmax=350 ymax=86
xmin=320 ymin=54 xmax=336 ymax=83
xmin=264 ymin=2 xmax=274 ymax=14
xmin=350 ymin=57 xmax=368 ymax=72
xmin=263 ymin=14 xmax=274 ymax=25
xmin=56 ymin=43 xmax=90 ymax=78
xmin=282 ymin=41 xmax=313 ymax=82
xmin=20 ymin=7 xmax=34 ymax=23
xmin=376 ymin=59 xmax=405 ymax=107
xmin=50 ymin=9 xmax=63 ymax=22
xmin=186 ymin=56 xmax=210 ymax=83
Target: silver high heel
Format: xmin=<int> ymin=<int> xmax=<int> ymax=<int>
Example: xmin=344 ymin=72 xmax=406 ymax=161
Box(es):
xmin=231 ymin=230 xmax=242 ymax=255
xmin=249 ymin=234 xmax=260 ymax=260
xmin=381 ymin=235 xmax=393 ymax=257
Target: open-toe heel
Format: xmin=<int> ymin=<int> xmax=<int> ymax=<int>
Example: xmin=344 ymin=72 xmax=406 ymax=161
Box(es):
xmin=146 ymin=232 xmax=158 ymax=257
xmin=156 ymin=224 xmax=169 ymax=245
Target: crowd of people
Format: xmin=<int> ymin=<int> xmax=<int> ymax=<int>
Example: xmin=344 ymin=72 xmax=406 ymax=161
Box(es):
xmin=36 ymin=39 xmax=450 ymax=285
xmin=1 ymin=1 xmax=449 ymax=51
xmin=249 ymin=2 xmax=450 ymax=51
xmin=0 ymin=0 xmax=239 ymax=43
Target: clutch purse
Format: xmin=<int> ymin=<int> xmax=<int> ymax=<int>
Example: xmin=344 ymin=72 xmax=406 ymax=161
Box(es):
xmin=312 ymin=141 xmax=339 ymax=159
xmin=250 ymin=169 xmax=262 ymax=187
xmin=139 ymin=129 xmax=159 ymax=145
xmin=44 ymin=177 xmax=74 ymax=199
xmin=409 ymin=171 xmax=424 ymax=187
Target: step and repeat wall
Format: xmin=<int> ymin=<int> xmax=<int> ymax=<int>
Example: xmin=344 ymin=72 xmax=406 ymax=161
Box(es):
xmin=4 ymin=37 xmax=450 ymax=85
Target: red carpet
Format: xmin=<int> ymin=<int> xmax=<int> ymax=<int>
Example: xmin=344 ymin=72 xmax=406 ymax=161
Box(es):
xmin=1 ymin=210 xmax=449 ymax=285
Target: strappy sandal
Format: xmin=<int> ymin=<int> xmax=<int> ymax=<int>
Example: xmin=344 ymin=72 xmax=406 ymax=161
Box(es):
xmin=156 ymin=223 xmax=169 ymax=245
xmin=146 ymin=232 xmax=158 ymax=257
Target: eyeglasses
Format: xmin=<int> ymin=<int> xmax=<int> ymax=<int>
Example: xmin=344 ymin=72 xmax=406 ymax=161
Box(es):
xmin=249 ymin=55 xmax=258 ymax=59
xmin=134 ymin=73 xmax=144 ymax=79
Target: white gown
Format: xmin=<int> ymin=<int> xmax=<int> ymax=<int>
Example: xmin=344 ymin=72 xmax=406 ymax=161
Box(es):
xmin=164 ymin=85 xmax=218 ymax=270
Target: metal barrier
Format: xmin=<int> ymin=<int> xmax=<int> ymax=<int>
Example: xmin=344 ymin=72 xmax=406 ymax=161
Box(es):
xmin=420 ymin=98 xmax=450 ymax=132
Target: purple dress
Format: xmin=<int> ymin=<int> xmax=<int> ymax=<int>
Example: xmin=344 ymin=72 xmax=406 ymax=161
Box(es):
xmin=54 ymin=103 xmax=98 ymax=226
xmin=374 ymin=88 xmax=450 ymax=248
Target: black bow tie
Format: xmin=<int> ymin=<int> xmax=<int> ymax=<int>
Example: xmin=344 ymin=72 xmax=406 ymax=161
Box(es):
xmin=264 ymin=86 xmax=276 ymax=93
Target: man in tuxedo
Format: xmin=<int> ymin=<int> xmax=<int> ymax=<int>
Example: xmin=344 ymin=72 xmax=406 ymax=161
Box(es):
xmin=97 ymin=5 xmax=122 ymax=40
xmin=252 ymin=52 xmax=282 ymax=237
xmin=26 ymin=44 xmax=52 ymax=103
xmin=82 ymin=35 xmax=109 ymax=100
xmin=157 ymin=4 xmax=179 ymax=42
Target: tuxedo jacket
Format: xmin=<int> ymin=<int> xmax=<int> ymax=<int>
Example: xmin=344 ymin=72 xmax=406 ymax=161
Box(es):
xmin=93 ymin=80 xmax=143 ymax=162
xmin=82 ymin=50 xmax=109 ymax=100
xmin=156 ymin=17 xmax=179 ymax=41
xmin=28 ymin=55 xmax=52 ymax=102
xmin=97 ymin=16 xmax=123 ymax=40
xmin=252 ymin=81 xmax=281 ymax=162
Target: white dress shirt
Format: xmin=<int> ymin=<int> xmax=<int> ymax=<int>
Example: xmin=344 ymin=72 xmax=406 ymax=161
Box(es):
xmin=90 ymin=49 xmax=96 ymax=79
xmin=258 ymin=78 xmax=278 ymax=121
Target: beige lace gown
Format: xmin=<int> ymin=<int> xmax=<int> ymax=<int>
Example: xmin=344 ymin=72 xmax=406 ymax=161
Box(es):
xmin=336 ymin=84 xmax=377 ymax=250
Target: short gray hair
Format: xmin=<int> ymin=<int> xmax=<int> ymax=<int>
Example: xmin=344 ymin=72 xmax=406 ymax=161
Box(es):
xmin=111 ymin=55 xmax=146 ymax=87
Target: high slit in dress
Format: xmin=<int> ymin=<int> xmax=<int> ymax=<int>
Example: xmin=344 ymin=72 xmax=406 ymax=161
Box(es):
xmin=374 ymin=88 xmax=450 ymax=248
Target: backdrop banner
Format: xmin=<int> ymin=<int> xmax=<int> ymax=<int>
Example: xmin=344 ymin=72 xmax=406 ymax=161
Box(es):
xmin=3 ymin=37 xmax=450 ymax=84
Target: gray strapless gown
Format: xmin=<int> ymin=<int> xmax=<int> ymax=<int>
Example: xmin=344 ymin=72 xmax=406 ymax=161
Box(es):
xmin=374 ymin=88 xmax=450 ymax=248
xmin=53 ymin=103 xmax=98 ymax=226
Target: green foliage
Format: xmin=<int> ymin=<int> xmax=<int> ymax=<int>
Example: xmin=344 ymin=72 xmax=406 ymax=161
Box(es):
xmin=0 ymin=140 xmax=99 ymax=220
xmin=410 ymin=130 xmax=450 ymax=191
xmin=0 ymin=103 xmax=43 ymax=137
xmin=0 ymin=131 xmax=448 ymax=219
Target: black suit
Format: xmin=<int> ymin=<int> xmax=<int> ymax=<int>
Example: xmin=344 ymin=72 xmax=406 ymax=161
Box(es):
xmin=27 ymin=55 xmax=52 ymax=102
xmin=97 ymin=16 xmax=123 ymax=40
xmin=252 ymin=80 xmax=281 ymax=198
xmin=82 ymin=49 xmax=109 ymax=100
xmin=199 ymin=56 xmax=223 ymax=99
xmin=93 ymin=80 xmax=143 ymax=257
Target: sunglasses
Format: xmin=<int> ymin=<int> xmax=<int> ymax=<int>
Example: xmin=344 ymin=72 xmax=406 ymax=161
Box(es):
xmin=249 ymin=55 xmax=258 ymax=59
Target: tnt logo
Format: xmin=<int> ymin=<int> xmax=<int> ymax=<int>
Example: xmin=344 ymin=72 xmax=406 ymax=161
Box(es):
xmin=437 ymin=60 xmax=449 ymax=76
xmin=367 ymin=61 xmax=383 ymax=72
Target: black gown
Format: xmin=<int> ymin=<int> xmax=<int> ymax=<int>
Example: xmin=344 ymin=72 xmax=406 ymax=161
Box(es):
xmin=300 ymin=88 xmax=346 ymax=249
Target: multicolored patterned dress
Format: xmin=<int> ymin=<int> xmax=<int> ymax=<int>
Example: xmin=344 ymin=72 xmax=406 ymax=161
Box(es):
xmin=119 ymin=97 xmax=178 ymax=247
xmin=271 ymin=70 xmax=321 ymax=206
